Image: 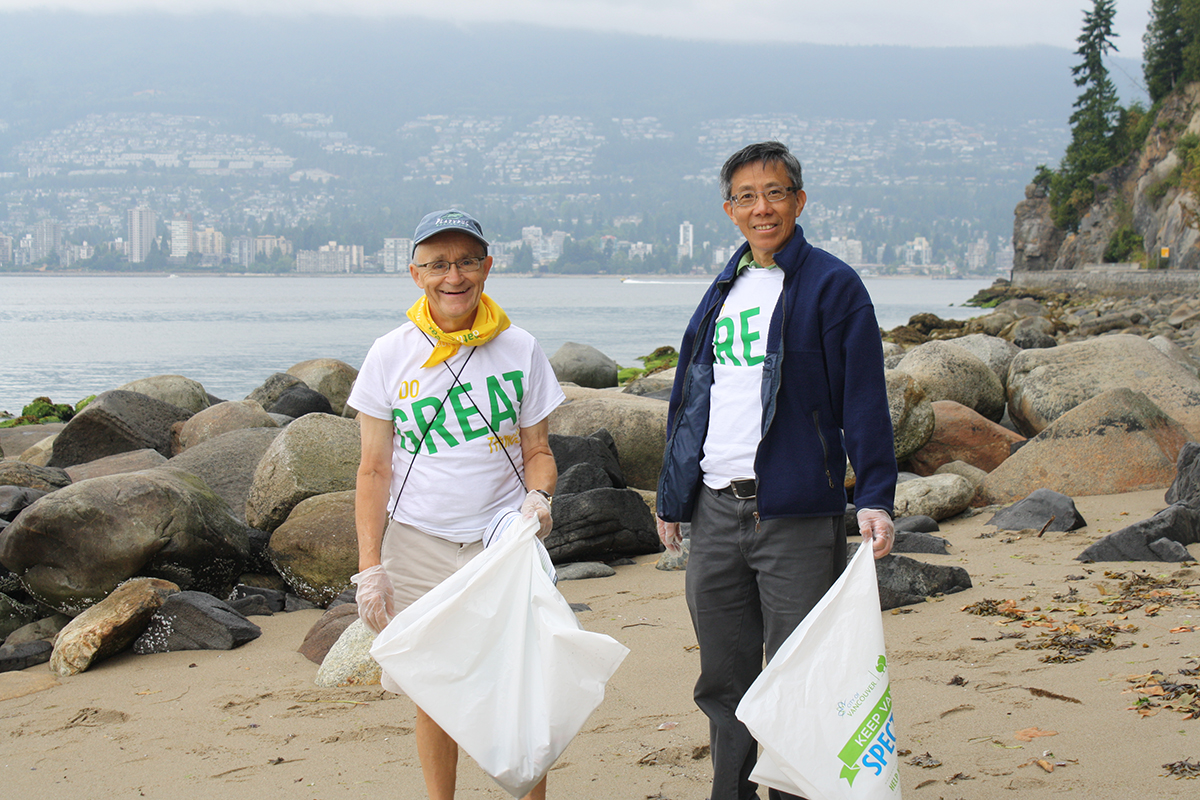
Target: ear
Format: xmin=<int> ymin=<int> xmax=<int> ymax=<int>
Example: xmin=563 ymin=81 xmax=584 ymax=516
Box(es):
xmin=409 ymin=263 xmax=424 ymax=288
xmin=794 ymin=190 xmax=807 ymax=218
xmin=723 ymin=200 xmax=736 ymax=222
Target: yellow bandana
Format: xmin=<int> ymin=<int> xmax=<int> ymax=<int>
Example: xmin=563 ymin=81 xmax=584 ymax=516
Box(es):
xmin=406 ymin=293 xmax=511 ymax=368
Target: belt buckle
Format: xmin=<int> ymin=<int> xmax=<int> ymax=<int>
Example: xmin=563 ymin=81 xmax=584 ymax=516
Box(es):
xmin=729 ymin=478 xmax=757 ymax=500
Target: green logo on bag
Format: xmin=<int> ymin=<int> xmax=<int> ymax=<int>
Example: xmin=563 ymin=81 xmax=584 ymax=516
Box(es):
xmin=837 ymin=687 xmax=896 ymax=786
xmin=876 ymin=655 xmax=887 ymax=673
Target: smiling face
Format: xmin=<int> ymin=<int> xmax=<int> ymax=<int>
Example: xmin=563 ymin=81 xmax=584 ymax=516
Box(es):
xmin=409 ymin=230 xmax=492 ymax=332
xmin=723 ymin=160 xmax=807 ymax=266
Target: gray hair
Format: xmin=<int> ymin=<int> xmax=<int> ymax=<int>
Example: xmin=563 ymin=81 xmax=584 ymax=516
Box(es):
xmin=719 ymin=141 xmax=804 ymax=200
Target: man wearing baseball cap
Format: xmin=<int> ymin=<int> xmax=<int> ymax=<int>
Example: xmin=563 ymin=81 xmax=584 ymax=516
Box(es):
xmin=348 ymin=209 xmax=565 ymax=800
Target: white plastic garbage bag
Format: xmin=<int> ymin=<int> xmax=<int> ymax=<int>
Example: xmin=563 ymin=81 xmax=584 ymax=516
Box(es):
xmin=736 ymin=543 xmax=901 ymax=800
xmin=369 ymin=514 xmax=629 ymax=798
xmin=484 ymin=508 xmax=558 ymax=584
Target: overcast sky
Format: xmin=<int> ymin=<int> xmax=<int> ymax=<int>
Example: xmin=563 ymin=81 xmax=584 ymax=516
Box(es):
xmin=0 ymin=1 xmax=1157 ymax=53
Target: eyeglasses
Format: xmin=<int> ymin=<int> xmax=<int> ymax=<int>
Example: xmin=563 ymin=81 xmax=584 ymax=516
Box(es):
xmin=412 ymin=256 xmax=487 ymax=276
xmin=729 ymin=187 xmax=797 ymax=207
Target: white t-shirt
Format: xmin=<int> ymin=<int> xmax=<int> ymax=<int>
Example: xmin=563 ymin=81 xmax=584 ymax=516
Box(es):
xmin=348 ymin=322 xmax=565 ymax=542
xmin=700 ymin=268 xmax=784 ymax=489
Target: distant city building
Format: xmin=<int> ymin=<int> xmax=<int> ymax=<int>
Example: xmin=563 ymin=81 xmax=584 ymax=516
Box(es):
xmin=295 ymin=241 xmax=362 ymax=273
xmin=628 ymin=241 xmax=653 ymax=260
xmin=382 ymin=237 xmax=415 ymax=272
xmin=817 ymin=236 xmax=864 ymax=265
xmin=169 ymin=216 xmax=194 ymax=257
xmin=127 ymin=206 xmax=156 ymax=263
xmin=195 ymin=227 xmax=226 ymax=257
xmin=0 ymin=232 xmax=12 ymax=264
xmin=901 ymin=236 xmax=932 ymax=267
xmin=255 ymin=235 xmax=293 ymax=259
xmin=965 ymin=236 xmax=990 ymax=272
xmin=31 ymin=219 xmax=63 ymax=262
xmin=229 ymin=236 xmax=255 ymax=268
xmin=678 ymin=220 xmax=694 ymax=260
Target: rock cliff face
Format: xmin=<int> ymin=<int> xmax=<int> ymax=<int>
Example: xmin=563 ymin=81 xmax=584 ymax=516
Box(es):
xmin=1014 ymin=82 xmax=1200 ymax=272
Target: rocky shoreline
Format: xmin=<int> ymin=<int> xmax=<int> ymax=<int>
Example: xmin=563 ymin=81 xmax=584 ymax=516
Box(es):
xmin=3 ymin=282 xmax=1200 ymax=682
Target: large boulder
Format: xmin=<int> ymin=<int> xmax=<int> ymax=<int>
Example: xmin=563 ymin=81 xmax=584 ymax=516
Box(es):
xmin=299 ymin=603 xmax=360 ymax=664
xmin=1006 ymin=334 xmax=1200 ymax=438
xmin=176 ymin=400 xmax=278 ymax=451
xmin=47 ymin=390 xmax=194 ymax=468
xmin=1149 ymin=335 xmax=1200 ymax=379
xmin=545 ymin=487 xmax=661 ymax=563
xmin=169 ymin=427 xmax=282 ymax=524
xmin=894 ymin=340 xmax=1006 ymax=422
xmin=892 ymin=473 xmax=975 ymax=522
xmin=0 ymin=423 xmax=64 ymax=459
xmin=976 ymin=388 xmax=1193 ymax=506
xmin=906 ymin=400 xmax=1026 ymax=476
xmin=268 ymin=490 xmax=357 ymax=606
xmin=948 ymin=334 xmax=1020 ymax=390
xmin=547 ymin=387 xmax=666 ymax=491
xmin=49 ymin=577 xmax=179 ymax=676
xmin=550 ymin=430 xmax=625 ymax=488
xmin=1077 ymin=504 xmax=1200 ymax=562
xmin=132 ymin=591 xmax=262 ymax=653
xmin=1165 ymin=441 xmax=1200 ymax=506
xmin=269 ymin=383 xmax=334 ymax=419
xmin=117 ymin=375 xmax=210 ymax=413
xmin=315 ymin=618 xmax=382 ymax=687
xmin=885 ymin=369 xmax=935 ymax=462
xmin=0 ymin=461 xmax=71 ymax=492
xmin=245 ymin=413 xmax=361 ymax=533
xmin=245 ymin=372 xmax=307 ymax=409
xmin=0 ymin=486 xmax=48 ymax=522
xmin=0 ymin=466 xmax=251 ymax=615
xmin=852 ymin=545 xmax=972 ymax=610
xmin=64 ymin=449 xmax=167 ymax=482
xmin=987 ymin=488 xmax=1087 ymax=532
xmin=287 ymin=358 xmax=359 ymax=416
xmin=549 ymin=342 xmax=619 ymax=389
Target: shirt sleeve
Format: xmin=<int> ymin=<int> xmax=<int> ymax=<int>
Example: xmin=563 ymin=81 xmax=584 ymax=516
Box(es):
xmin=518 ymin=338 xmax=566 ymax=428
xmin=346 ymin=339 xmax=393 ymax=421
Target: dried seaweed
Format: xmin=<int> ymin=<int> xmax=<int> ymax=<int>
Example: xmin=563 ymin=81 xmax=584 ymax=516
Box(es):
xmin=1161 ymin=758 xmax=1200 ymax=779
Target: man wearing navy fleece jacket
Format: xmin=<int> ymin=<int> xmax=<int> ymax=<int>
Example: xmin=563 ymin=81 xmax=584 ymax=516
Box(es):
xmin=656 ymin=141 xmax=898 ymax=800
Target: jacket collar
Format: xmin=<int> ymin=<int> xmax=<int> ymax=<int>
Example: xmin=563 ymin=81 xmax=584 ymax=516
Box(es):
xmin=719 ymin=223 xmax=809 ymax=285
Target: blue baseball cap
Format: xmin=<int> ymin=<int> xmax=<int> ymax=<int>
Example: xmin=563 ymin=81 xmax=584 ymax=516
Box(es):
xmin=411 ymin=209 xmax=490 ymax=256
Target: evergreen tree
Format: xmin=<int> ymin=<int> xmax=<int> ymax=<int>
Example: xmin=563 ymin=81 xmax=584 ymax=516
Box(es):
xmin=1144 ymin=0 xmax=1186 ymax=102
xmin=1051 ymin=0 xmax=1122 ymax=231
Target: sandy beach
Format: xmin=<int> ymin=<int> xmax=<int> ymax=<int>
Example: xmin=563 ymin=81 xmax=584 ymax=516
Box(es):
xmin=2 ymin=487 xmax=1198 ymax=799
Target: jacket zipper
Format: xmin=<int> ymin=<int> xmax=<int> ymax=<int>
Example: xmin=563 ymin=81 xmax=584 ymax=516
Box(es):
xmin=812 ymin=409 xmax=835 ymax=489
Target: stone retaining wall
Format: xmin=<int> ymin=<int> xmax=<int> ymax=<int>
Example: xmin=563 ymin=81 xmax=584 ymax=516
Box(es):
xmin=1012 ymin=267 xmax=1200 ymax=295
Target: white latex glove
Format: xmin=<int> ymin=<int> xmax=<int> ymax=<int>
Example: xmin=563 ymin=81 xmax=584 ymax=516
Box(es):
xmin=350 ymin=564 xmax=394 ymax=634
xmin=521 ymin=490 xmax=553 ymax=539
xmin=857 ymin=508 xmax=895 ymax=559
xmin=656 ymin=516 xmax=683 ymax=555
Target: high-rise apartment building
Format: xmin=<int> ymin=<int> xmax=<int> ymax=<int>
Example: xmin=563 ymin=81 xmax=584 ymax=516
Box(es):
xmin=31 ymin=219 xmax=63 ymax=262
xmin=195 ymin=227 xmax=226 ymax=257
xmin=169 ymin=216 xmax=194 ymax=258
xmin=127 ymin=207 xmax=156 ymax=263
xmin=382 ymin=237 xmax=415 ymax=272
xmin=678 ymin=221 xmax=694 ymax=260
xmin=0 ymin=232 xmax=12 ymax=264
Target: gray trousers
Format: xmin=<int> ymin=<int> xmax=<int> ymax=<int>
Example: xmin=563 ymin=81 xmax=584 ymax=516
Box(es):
xmin=685 ymin=485 xmax=846 ymax=800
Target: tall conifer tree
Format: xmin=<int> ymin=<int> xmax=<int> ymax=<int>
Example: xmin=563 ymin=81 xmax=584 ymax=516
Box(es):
xmin=1051 ymin=0 xmax=1122 ymax=230
xmin=1144 ymin=0 xmax=1186 ymax=102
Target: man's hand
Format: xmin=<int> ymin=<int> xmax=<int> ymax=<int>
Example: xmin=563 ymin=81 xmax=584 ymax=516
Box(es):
xmin=521 ymin=490 xmax=553 ymax=539
xmin=857 ymin=508 xmax=895 ymax=559
xmin=657 ymin=516 xmax=683 ymax=555
xmin=350 ymin=564 xmax=395 ymax=634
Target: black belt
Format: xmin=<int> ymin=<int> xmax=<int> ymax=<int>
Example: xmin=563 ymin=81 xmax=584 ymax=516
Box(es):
xmin=721 ymin=478 xmax=757 ymax=500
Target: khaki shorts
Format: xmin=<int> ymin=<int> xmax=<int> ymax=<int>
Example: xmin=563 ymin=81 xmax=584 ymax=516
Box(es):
xmin=380 ymin=518 xmax=484 ymax=614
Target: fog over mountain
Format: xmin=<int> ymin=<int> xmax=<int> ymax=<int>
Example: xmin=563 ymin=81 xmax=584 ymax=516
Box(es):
xmin=0 ymin=11 xmax=1145 ymax=132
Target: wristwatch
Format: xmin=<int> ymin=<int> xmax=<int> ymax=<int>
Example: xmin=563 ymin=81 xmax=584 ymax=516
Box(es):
xmin=534 ymin=489 xmax=553 ymax=507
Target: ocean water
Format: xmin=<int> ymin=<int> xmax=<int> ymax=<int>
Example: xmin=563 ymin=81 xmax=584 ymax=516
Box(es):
xmin=0 ymin=273 xmax=992 ymax=414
